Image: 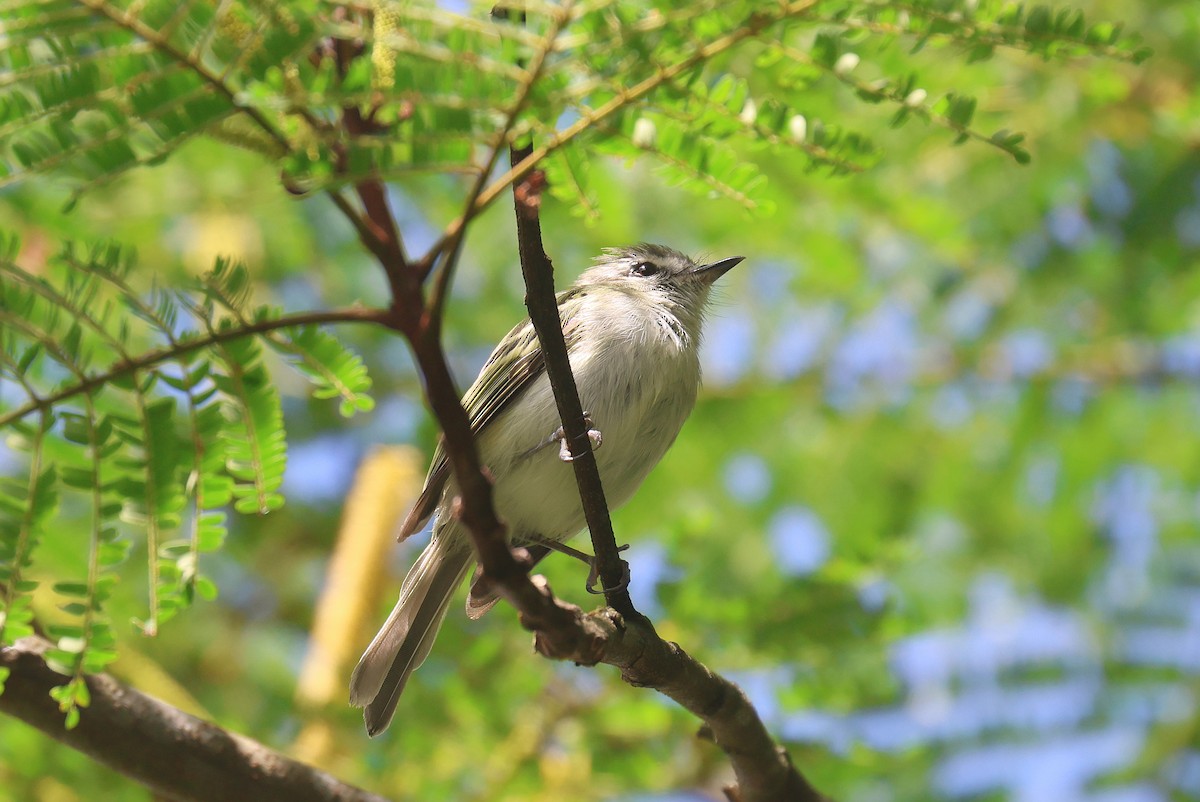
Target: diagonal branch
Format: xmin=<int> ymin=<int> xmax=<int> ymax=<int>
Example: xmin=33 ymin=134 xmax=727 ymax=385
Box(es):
xmin=497 ymin=151 xmax=828 ymax=802
xmin=0 ymin=636 xmax=389 ymax=802
xmin=536 ymin=605 xmax=830 ymax=802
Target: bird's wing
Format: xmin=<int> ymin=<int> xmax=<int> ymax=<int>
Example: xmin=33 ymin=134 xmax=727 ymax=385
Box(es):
xmin=397 ymin=288 xmax=585 ymax=541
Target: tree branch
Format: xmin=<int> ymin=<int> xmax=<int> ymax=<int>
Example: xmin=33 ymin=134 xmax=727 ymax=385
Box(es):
xmin=505 ymin=148 xmax=633 ymax=615
xmin=406 ymin=333 xmax=512 ymax=565
xmin=497 ymin=157 xmax=827 ymax=802
xmin=340 ymin=106 xmax=409 ymax=278
xmin=0 ymin=306 xmax=389 ymax=430
xmin=0 ymin=637 xmax=388 ymax=802
xmin=528 ymin=603 xmax=830 ymax=802
xmin=324 ymin=190 xmax=399 ymax=272
xmin=314 ymin=12 xmax=532 ymax=633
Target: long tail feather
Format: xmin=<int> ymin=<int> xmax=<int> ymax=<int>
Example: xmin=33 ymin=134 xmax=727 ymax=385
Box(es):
xmin=350 ymin=537 xmax=472 ymax=736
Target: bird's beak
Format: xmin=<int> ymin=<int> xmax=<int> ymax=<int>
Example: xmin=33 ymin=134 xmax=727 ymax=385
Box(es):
xmin=692 ymin=256 xmax=745 ymax=284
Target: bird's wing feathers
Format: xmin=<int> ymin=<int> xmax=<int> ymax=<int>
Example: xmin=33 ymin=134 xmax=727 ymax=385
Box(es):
xmin=397 ymin=289 xmax=585 ymax=541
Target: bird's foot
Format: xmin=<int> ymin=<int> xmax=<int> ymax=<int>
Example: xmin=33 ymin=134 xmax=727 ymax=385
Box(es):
xmin=521 ymin=412 xmax=602 ymax=462
xmin=557 ymin=412 xmax=602 ymax=462
xmin=527 ymin=536 xmax=629 ymax=594
xmin=585 ymin=548 xmax=631 ymax=595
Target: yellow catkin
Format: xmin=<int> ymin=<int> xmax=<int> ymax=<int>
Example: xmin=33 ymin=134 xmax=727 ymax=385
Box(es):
xmin=292 ymin=446 xmax=422 ymax=764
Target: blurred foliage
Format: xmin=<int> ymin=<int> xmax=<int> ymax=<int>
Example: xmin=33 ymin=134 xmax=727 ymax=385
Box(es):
xmin=0 ymin=0 xmax=1197 ymax=801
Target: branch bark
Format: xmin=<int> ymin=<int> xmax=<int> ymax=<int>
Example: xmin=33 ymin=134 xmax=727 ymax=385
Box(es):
xmin=552 ymin=607 xmax=829 ymax=802
xmin=0 ymin=637 xmax=388 ymax=802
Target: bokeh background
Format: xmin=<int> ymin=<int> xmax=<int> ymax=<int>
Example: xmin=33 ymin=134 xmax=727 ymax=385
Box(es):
xmin=2 ymin=1 xmax=1200 ymax=800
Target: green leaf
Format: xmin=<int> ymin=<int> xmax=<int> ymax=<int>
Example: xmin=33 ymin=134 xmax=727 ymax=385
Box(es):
xmin=267 ymin=326 xmax=374 ymax=418
xmin=212 ymin=337 xmax=286 ymax=515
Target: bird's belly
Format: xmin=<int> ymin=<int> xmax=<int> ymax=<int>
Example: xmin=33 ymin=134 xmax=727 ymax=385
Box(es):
xmin=479 ymin=343 xmax=698 ymax=543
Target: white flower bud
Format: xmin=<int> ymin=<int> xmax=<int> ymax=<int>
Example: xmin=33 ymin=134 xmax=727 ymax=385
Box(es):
xmin=631 ymin=117 xmax=656 ymax=148
xmin=789 ymin=114 xmax=807 ymax=144
xmin=739 ymin=98 xmax=757 ymax=125
xmin=57 ymin=636 xmax=86 ymax=653
xmin=833 ymin=52 xmax=859 ymax=76
xmin=904 ymin=88 xmax=927 ymax=107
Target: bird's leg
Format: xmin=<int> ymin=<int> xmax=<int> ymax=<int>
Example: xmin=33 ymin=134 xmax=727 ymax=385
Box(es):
xmin=526 ymin=535 xmax=630 ymax=594
xmin=521 ymin=412 xmax=602 ymax=462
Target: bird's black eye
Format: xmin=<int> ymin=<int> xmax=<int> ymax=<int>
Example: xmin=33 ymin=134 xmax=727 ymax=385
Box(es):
xmin=630 ymin=261 xmax=660 ymax=277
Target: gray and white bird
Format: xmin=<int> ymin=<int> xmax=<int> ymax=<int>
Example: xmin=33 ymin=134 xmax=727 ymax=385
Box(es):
xmin=350 ymin=243 xmax=743 ymax=735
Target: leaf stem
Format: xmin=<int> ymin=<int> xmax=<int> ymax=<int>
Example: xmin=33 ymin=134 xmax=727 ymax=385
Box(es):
xmin=0 ymin=307 xmax=389 ymax=430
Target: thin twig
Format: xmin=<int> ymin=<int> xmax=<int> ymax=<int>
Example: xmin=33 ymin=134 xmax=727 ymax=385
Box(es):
xmin=430 ymin=0 xmax=819 ymax=256
xmin=426 ymin=0 xmax=575 ymax=324
xmin=0 ymin=306 xmax=389 ymax=429
xmin=76 ymin=0 xmax=295 ymax=154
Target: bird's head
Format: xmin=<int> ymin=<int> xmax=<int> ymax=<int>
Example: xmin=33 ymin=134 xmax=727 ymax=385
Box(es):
xmin=577 ymin=243 xmax=744 ymax=303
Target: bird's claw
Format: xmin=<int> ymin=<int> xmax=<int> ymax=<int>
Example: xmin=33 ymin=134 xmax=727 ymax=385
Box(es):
xmin=586 ymin=544 xmax=631 ymax=595
xmin=529 ymin=536 xmax=630 ymax=595
xmin=557 ymin=411 xmax=602 ymax=462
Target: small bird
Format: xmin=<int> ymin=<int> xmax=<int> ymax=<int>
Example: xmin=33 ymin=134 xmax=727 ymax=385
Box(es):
xmin=350 ymin=243 xmax=743 ymax=735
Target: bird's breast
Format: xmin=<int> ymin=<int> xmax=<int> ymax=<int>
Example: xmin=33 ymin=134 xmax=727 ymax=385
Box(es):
xmin=479 ymin=326 xmax=700 ymax=542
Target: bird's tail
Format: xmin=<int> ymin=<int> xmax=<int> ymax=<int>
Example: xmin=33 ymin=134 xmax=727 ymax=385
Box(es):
xmin=349 ymin=536 xmax=472 ymax=736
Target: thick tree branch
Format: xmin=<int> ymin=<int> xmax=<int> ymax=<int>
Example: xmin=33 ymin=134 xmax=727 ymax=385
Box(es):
xmin=0 ymin=637 xmax=388 ymax=802
xmin=528 ymin=602 xmax=829 ymax=802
